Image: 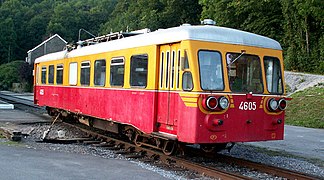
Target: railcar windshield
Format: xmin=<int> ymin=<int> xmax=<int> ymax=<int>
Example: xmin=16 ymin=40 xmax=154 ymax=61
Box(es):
xmin=227 ymin=53 xmax=263 ymax=93
xmin=264 ymin=56 xmax=283 ymax=94
xmin=198 ymin=50 xmax=224 ymax=91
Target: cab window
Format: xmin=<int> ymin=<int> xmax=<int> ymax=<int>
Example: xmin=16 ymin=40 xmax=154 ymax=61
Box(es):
xmin=264 ymin=56 xmax=283 ymax=94
xmin=227 ymin=53 xmax=263 ymax=93
xmin=198 ymin=50 xmax=224 ymax=90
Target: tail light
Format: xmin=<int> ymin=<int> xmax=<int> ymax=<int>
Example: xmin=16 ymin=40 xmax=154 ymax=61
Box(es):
xmin=267 ymin=98 xmax=287 ymax=112
xmin=204 ymin=96 xmax=218 ymax=110
xmin=278 ymin=99 xmax=287 ymax=110
xmin=267 ymin=98 xmax=278 ymax=111
xmin=202 ymin=96 xmax=229 ymax=111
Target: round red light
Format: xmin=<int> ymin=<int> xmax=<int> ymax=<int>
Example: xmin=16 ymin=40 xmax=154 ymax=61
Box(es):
xmin=278 ymin=99 xmax=287 ymax=110
xmin=206 ymin=96 xmax=218 ymax=110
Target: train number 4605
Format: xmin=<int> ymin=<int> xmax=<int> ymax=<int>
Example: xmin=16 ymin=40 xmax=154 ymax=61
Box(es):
xmin=239 ymin=101 xmax=257 ymax=111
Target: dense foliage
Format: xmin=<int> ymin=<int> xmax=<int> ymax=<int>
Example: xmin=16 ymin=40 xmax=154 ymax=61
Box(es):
xmin=0 ymin=0 xmax=323 ymax=74
xmin=0 ymin=60 xmax=32 ymax=91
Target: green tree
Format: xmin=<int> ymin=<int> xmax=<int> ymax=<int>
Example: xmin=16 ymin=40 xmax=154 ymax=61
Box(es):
xmin=0 ymin=17 xmax=17 ymax=64
xmin=199 ymin=0 xmax=283 ymax=41
xmin=101 ymin=0 xmax=201 ymax=33
xmin=281 ymin=0 xmax=323 ymax=73
xmin=0 ymin=60 xmax=31 ymax=91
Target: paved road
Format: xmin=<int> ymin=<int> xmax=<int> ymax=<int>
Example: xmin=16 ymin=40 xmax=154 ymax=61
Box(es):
xmin=0 ymin=143 xmax=168 ymax=180
xmin=248 ymin=125 xmax=324 ymax=161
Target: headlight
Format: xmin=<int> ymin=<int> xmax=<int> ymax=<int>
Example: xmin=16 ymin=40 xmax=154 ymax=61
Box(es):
xmin=218 ymin=96 xmax=229 ymax=110
xmin=268 ymin=98 xmax=278 ymax=111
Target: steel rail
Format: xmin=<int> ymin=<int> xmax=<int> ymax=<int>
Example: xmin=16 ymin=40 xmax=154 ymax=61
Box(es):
xmin=187 ymin=147 xmax=320 ymax=180
xmin=0 ymin=93 xmax=40 ymax=109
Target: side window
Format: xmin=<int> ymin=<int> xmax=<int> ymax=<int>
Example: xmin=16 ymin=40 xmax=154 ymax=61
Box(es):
xmin=110 ymin=58 xmax=124 ymax=86
xmin=182 ymin=50 xmax=193 ymax=91
xmin=48 ymin=65 xmax=54 ymax=84
xmin=80 ymin=61 xmax=90 ymax=86
xmin=130 ymin=54 xmax=148 ymax=87
xmin=94 ymin=59 xmax=106 ymax=86
xmin=56 ymin=64 xmax=63 ymax=85
xmin=36 ymin=66 xmax=40 ymax=85
xmin=183 ymin=72 xmax=193 ymax=91
xmin=41 ymin=66 xmax=46 ymax=84
xmin=69 ymin=62 xmax=78 ymax=85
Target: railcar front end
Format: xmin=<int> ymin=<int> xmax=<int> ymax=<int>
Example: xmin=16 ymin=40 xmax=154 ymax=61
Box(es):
xmin=173 ymin=40 xmax=288 ymax=148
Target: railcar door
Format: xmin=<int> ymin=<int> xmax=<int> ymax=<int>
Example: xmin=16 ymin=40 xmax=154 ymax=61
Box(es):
xmin=156 ymin=43 xmax=181 ymax=133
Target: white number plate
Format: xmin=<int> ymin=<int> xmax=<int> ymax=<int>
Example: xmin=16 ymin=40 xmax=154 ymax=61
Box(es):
xmin=239 ymin=101 xmax=257 ymax=111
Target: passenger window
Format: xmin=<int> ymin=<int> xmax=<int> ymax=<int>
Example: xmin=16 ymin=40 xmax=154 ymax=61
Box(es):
xmin=56 ymin=64 xmax=63 ymax=85
xmin=130 ymin=54 xmax=148 ymax=87
xmin=41 ymin=66 xmax=46 ymax=84
xmin=48 ymin=65 xmax=54 ymax=84
xmin=36 ymin=66 xmax=40 ymax=85
xmin=80 ymin=61 xmax=90 ymax=86
xmin=94 ymin=59 xmax=106 ymax=86
xmin=69 ymin=62 xmax=78 ymax=85
xmin=110 ymin=58 xmax=124 ymax=86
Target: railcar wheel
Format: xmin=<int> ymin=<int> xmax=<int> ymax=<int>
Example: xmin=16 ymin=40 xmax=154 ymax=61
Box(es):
xmin=134 ymin=133 xmax=142 ymax=147
xmin=201 ymin=143 xmax=227 ymax=153
xmin=201 ymin=145 xmax=215 ymax=153
xmin=162 ymin=141 xmax=176 ymax=156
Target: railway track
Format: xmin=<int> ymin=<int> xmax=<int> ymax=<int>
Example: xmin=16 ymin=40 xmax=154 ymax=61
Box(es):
xmin=0 ymin=92 xmax=321 ymax=180
xmin=63 ymin=122 xmax=319 ymax=180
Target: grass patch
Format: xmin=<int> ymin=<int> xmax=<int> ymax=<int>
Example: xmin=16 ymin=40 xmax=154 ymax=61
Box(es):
xmin=285 ymin=87 xmax=324 ymax=128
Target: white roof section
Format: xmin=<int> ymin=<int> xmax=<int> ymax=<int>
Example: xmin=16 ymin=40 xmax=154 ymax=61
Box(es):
xmin=27 ymin=34 xmax=67 ymax=53
xmin=35 ymin=25 xmax=282 ymax=63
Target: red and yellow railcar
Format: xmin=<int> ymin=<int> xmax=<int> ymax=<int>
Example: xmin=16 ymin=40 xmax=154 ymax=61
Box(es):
xmin=34 ymin=23 xmax=288 ymax=153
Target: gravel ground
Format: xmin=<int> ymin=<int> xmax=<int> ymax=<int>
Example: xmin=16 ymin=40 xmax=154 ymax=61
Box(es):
xmin=1 ymin=122 xmax=322 ymax=179
xmin=220 ymin=145 xmax=324 ymax=178
xmin=284 ymin=71 xmax=324 ymax=95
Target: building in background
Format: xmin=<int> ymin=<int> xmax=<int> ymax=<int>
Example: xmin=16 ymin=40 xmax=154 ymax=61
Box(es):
xmin=26 ymin=34 xmax=66 ymax=64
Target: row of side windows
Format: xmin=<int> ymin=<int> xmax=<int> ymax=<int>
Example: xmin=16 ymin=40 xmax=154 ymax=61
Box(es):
xmin=41 ymin=64 xmax=63 ymax=85
xmin=40 ymin=54 xmax=148 ymax=88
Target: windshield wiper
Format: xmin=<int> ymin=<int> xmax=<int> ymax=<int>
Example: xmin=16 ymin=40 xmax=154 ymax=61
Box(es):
xmin=229 ymin=51 xmax=246 ymax=65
